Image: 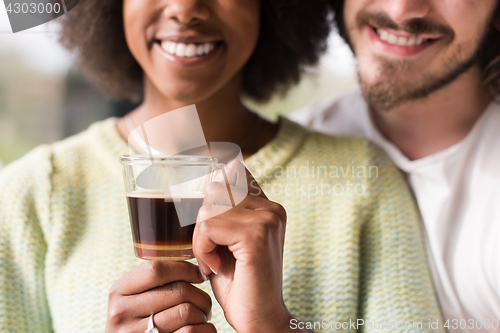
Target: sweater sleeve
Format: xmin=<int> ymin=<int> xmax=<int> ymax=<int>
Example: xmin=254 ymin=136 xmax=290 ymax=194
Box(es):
xmin=358 ymin=144 xmax=444 ymax=333
xmin=0 ymin=146 xmax=54 ymax=332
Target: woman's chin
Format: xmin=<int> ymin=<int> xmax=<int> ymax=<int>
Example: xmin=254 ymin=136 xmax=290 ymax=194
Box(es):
xmin=156 ymin=89 xmax=212 ymax=106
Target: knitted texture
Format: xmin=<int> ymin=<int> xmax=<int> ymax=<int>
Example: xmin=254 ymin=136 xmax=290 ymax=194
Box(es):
xmin=0 ymin=118 xmax=443 ymax=333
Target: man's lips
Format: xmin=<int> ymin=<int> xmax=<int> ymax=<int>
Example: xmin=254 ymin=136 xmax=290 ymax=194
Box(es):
xmin=369 ymin=26 xmax=441 ymax=56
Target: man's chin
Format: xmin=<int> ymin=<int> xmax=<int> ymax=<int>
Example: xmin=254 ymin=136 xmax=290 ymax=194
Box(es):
xmin=357 ymin=67 xmax=414 ymax=111
xmin=359 ymin=60 xmax=477 ymax=111
xmin=359 ymin=81 xmax=408 ymax=111
xmin=357 ymin=40 xmax=481 ymax=111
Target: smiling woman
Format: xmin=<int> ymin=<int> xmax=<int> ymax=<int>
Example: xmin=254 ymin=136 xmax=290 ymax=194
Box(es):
xmin=57 ymin=0 xmax=330 ymax=104
xmin=120 ymin=0 xmax=262 ymax=109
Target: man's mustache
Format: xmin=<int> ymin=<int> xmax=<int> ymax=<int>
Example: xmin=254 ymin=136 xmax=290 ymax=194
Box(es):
xmin=356 ymin=11 xmax=455 ymax=42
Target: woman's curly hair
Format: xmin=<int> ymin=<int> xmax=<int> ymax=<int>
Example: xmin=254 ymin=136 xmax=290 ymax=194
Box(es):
xmin=329 ymin=0 xmax=500 ymax=98
xmin=57 ymin=0 xmax=331 ymax=103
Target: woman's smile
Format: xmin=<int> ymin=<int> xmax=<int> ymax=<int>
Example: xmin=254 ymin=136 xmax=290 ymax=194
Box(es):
xmin=153 ymin=38 xmax=225 ymax=68
xmin=123 ymin=0 xmax=260 ymax=104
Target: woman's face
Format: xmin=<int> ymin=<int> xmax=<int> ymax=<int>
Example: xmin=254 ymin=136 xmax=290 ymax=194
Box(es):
xmin=123 ymin=0 xmax=261 ymax=104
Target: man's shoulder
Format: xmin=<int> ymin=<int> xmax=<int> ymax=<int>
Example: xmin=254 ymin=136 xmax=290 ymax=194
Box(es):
xmin=287 ymin=119 xmax=386 ymax=167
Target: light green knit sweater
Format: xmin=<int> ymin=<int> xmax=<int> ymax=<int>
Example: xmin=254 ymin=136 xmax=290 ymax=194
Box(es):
xmin=0 ymin=118 xmax=443 ymax=333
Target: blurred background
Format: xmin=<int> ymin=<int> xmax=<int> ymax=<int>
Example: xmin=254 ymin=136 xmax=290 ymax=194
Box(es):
xmin=0 ymin=5 xmax=358 ymax=167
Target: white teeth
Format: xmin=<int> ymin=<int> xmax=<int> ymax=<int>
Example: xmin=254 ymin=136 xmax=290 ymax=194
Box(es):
xmin=379 ymin=30 xmax=389 ymax=41
xmin=167 ymin=42 xmax=176 ymax=54
xmin=396 ymin=36 xmax=407 ymax=45
xmin=185 ymin=44 xmax=197 ymax=57
xmin=376 ymin=28 xmax=429 ymax=47
xmin=387 ymin=33 xmax=398 ymax=44
xmin=175 ymin=43 xmax=186 ymax=57
xmin=196 ymin=44 xmax=205 ymax=56
xmin=160 ymin=41 xmax=217 ymax=58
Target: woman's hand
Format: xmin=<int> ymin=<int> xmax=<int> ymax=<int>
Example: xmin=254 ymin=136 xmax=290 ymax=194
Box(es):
xmin=193 ymin=161 xmax=294 ymax=333
xmin=106 ymin=260 xmax=215 ymax=333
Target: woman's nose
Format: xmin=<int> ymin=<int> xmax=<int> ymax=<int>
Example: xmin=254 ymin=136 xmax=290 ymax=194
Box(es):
xmin=163 ymin=0 xmax=211 ymax=25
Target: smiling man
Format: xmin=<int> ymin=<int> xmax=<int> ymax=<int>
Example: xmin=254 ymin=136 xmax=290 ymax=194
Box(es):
xmin=291 ymin=1 xmax=500 ymax=332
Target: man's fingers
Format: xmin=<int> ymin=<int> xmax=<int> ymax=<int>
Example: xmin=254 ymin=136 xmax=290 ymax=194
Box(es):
xmin=110 ymin=261 xmax=205 ymax=296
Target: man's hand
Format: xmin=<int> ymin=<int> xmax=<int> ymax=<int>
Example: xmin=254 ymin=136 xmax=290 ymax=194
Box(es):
xmin=106 ymin=260 xmax=216 ymax=333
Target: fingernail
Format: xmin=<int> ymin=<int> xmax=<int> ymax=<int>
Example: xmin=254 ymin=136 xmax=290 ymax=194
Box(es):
xmin=209 ymin=265 xmax=218 ymax=275
xmin=198 ymin=266 xmax=209 ymax=281
xmin=207 ymin=310 xmax=212 ymax=321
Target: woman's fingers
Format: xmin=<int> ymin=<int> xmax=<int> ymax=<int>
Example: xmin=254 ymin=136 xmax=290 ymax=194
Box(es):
xmin=106 ymin=243 xmax=216 ymax=332
xmin=213 ymin=159 xmax=249 ymax=190
xmin=196 ymin=161 xmax=283 ymax=275
xmin=202 ymin=181 xmax=285 ymax=225
xmin=210 ymin=201 xmax=287 ymax=253
xmin=194 ymin=207 xmax=285 ymax=275
xmin=112 ymin=281 xmax=212 ymax=318
xmin=212 ymin=160 xmax=267 ymax=200
xmin=121 ymin=304 xmax=211 ymax=333
xmin=199 ymin=191 xmax=286 ymax=220
xmin=197 ymin=212 xmax=282 ymax=249
xmin=151 ymin=303 xmax=209 ymax=332
xmin=193 ymin=218 xmax=234 ymax=275
xmin=203 ymin=179 xmax=249 ymax=209
xmin=174 ymin=323 xmax=217 ymax=333
xmin=110 ymin=260 xmax=205 ymax=296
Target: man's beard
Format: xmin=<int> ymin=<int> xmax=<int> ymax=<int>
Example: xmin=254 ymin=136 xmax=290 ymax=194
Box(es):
xmin=358 ymin=51 xmax=477 ymax=111
xmin=354 ymin=11 xmax=488 ymax=111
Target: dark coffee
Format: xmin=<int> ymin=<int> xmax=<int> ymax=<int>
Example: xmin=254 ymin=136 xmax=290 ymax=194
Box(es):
xmin=126 ymin=192 xmax=204 ymax=260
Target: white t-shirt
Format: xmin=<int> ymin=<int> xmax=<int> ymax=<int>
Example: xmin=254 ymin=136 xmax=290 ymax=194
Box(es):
xmin=290 ymin=89 xmax=500 ymax=333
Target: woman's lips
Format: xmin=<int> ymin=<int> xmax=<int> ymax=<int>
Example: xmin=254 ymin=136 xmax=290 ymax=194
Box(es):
xmin=153 ymin=40 xmax=224 ymax=67
xmin=369 ymin=26 xmax=440 ymax=57
xmin=160 ymin=40 xmax=217 ymax=58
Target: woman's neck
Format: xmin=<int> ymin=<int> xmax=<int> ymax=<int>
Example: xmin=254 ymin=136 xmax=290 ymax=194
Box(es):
xmin=116 ymin=74 xmax=279 ymax=159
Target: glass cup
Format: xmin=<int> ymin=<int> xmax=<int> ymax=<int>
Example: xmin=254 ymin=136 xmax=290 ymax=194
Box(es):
xmin=120 ymin=155 xmax=220 ymax=261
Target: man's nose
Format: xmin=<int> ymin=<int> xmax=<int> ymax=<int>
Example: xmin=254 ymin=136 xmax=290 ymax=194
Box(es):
xmin=163 ymin=0 xmax=211 ymax=25
xmin=382 ymin=0 xmax=431 ymax=25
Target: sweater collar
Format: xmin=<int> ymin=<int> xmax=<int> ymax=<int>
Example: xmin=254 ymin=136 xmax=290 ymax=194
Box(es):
xmin=245 ymin=117 xmax=309 ymax=184
xmin=91 ymin=116 xmax=309 ymax=185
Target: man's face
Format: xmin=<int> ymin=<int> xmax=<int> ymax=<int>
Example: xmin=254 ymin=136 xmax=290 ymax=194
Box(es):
xmin=343 ymin=0 xmax=498 ymax=111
